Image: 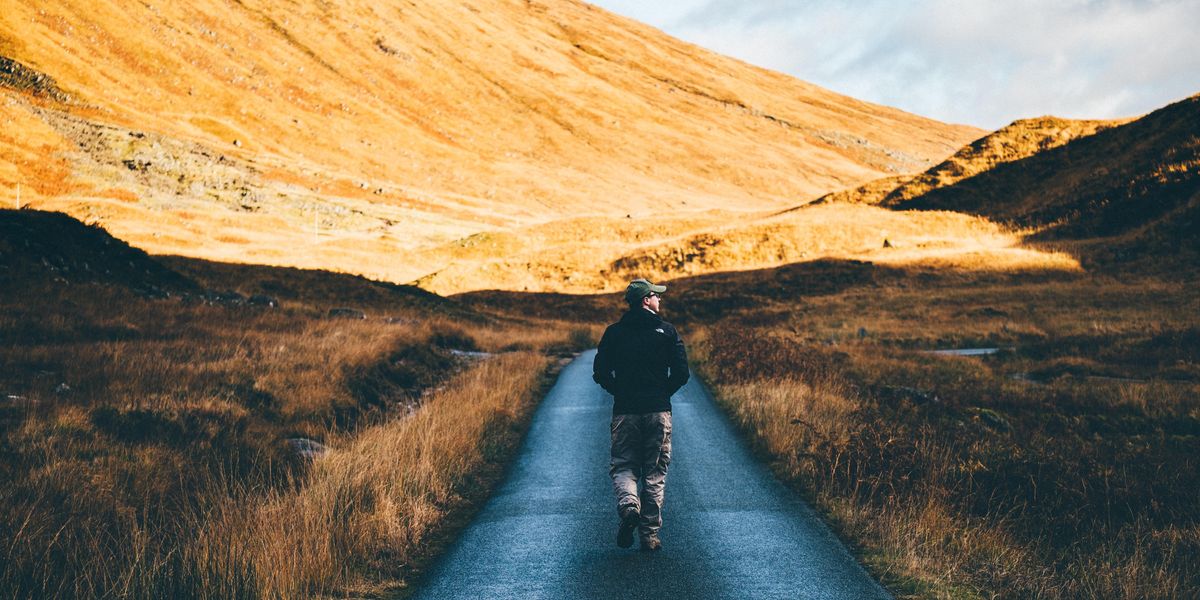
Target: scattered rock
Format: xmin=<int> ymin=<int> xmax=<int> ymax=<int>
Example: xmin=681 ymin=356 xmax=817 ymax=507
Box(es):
xmin=1008 ymin=372 xmax=1042 ymax=385
xmin=247 ymin=294 xmax=278 ymax=308
xmin=232 ymin=139 xmax=242 ymax=147
xmin=882 ymin=238 xmax=892 ymax=248
xmin=55 ymin=383 xmax=71 ymax=394
xmin=286 ymin=438 xmax=329 ymax=460
xmin=0 ymin=56 xmax=71 ymax=102
xmin=877 ymin=385 xmax=940 ymax=405
xmin=972 ymin=306 xmax=1009 ymax=318
xmin=328 ymin=307 xmax=366 ymax=319
xmin=450 ymin=349 xmax=493 ymax=361
xmin=121 ymin=159 xmax=151 ymax=171
xmin=969 ymin=407 xmax=1012 ymax=432
xmin=201 ymin=289 xmax=246 ymax=305
xmin=138 ymin=284 xmax=171 ymax=299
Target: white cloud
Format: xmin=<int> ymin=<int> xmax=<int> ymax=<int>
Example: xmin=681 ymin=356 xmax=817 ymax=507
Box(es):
xmin=587 ymin=0 xmax=1200 ymax=128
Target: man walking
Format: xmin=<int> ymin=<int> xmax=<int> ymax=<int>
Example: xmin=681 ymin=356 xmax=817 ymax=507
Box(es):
xmin=593 ymin=278 xmax=689 ymax=551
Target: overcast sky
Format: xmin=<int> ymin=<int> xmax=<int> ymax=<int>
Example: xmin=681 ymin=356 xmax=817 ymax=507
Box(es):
xmin=587 ymin=0 xmax=1200 ymax=129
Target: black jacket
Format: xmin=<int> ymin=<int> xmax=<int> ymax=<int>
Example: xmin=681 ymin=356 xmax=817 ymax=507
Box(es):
xmin=593 ymin=307 xmax=689 ymax=415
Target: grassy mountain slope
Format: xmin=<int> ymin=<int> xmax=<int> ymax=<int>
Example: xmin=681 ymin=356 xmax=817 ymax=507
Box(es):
xmin=892 ymin=95 xmax=1200 ymax=247
xmin=0 ymin=0 xmax=980 ymax=284
xmin=813 ymin=116 xmax=1122 ymax=207
xmin=565 ymin=95 xmax=1197 ymax=291
xmin=410 ymin=114 xmax=1126 ymax=294
xmin=409 ymin=200 xmax=1086 ymax=295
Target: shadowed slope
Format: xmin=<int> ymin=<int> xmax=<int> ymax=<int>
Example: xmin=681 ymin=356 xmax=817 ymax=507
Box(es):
xmin=0 ymin=208 xmax=468 ymax=318
xmin=892 ymin=95 xmax=1200 ymax=242
xmin=0 ymin=209 xmax=196 ymax=296
xmin=812 ymin=116 xmax=1123 ymax=207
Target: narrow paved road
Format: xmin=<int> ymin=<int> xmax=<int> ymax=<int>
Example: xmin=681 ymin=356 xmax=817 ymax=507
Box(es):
xmin=410 ymin=350 xmax=890 ymax=599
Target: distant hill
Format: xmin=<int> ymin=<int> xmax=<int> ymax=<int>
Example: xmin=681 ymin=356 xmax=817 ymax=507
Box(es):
xmin=886 ymin=94 xmax=1200 ymax=269
xmin=413 ymin=92 xmax=1200 ymax=293
xmin=0 ymin=0 xmax=980 ymax=285
xmin=813 ymin=116 xmax=1122 ymax=207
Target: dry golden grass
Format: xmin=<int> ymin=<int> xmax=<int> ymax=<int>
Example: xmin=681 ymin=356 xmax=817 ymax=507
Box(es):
xmin=0 ymin=231 xmax=579 ymax=598
xmin=414 ymin=203 xmax=1079 ymax=295
xmin=188 ymin=351 xmax=551 ymax=599
xmin=688 ymin=269 xmax=1200 ymax=599
xmin=3 ymin=348 xmax=552 ymax=599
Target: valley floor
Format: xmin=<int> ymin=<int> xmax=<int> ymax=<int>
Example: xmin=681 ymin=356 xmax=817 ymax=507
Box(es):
xmin=684 ymin=266 xmax=1200 ymax=599
xmin=3 ymin=208 xmax=1197 ymax=599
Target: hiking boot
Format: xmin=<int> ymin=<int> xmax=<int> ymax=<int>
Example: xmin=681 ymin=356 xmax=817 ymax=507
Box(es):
xmin=640 ymin=533 xmax=662 ymax=552
xmin=616 ymin=505 xmax=639 ymax=549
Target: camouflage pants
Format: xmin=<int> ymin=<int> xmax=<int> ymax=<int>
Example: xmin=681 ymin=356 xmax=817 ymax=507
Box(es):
xmin=610 ymin=411 xmax=672 ymax=536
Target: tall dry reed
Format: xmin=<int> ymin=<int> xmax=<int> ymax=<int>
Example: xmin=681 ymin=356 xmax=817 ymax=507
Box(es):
xmin=695 ymin=305 xmax=1200 ymax=599
xmin=194 ymin=351 xmax=551 ymax=598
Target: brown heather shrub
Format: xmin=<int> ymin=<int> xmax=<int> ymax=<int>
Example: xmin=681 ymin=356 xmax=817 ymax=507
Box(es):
xmin=0 ymin=344 xmax=552 ymax=598
xmin=692 ymin=279 xmax=1200 ymax=600
xmin=185 ymin=351 xmax=550 ymax=598
xmin=703 ymin=325 xmax=849 ymax=385
xmin=0 ymin=266 xmax=572 ymax=598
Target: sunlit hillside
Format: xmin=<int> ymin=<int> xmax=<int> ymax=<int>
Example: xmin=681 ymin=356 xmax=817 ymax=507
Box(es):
xmin=415 ymin=203 xmax=1082 ymax=295
xmin=0 ymin=0 xmax=980 ymax=284
xmin=401 ymin=91 xmax=1200 ymax=295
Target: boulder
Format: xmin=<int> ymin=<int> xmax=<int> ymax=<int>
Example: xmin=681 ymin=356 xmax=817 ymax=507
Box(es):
xmin=286 ymin=438 xmax=329 ymax=460
xmin=248 ymin=294 xmax=278 ymax=308
xmin=201 ymin=289 xmax=246 ymax=305
xmin=328 ymin=307 xmax=366 ymax=319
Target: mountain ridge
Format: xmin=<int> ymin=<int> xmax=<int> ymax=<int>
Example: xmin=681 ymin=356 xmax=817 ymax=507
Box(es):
xmin=891 ymin=94 xmax=1200 ymax=242
xmin=811 ymin=115 xmax=1125 ymax=208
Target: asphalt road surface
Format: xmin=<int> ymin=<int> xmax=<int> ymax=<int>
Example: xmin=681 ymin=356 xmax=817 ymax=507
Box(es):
xmin=410 ymin=350 xmax=890 ymax=599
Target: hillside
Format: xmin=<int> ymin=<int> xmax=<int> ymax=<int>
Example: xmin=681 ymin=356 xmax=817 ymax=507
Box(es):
xmin=0 ymin=0 xmax=980 ymax=285
xmin=408 ymin=199 xmax=1089 ymax=295
xmin=407 ymin=115 xmax=1122 ymax=294
xmin=891 ymin=95 xmax=1200 ymax=249
xmin=0 ymin=209 xmax=196 ymax=297
xmin=0 ymin=207 xmax=464 ymax=316
xmin=583 ymin=95 xmax=1197 ymax=290
xmin=812 ymin=116 xmax=1122 ymax=207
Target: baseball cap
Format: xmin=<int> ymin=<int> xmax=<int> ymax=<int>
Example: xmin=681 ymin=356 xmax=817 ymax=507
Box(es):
xmin=624 ymin=278 xmax=666 ymax=305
